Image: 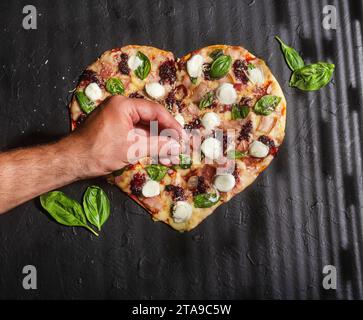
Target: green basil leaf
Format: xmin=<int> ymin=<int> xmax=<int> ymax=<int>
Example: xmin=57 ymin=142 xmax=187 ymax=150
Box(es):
xmin=194 ymin=193 xmax=220 ymax=208
xmin=83 ymin=186 xmax=110 ymax=231
xmin=289 ymin=62 xmax=335 ymax=91
xmin=40 ymin=191 xmax=98 ymax=236
xmin=190 ymin=77 xmax=198 ymax=84
xmin=240 ymin=106 xmax=250 ymax=118
xmin=253 ymin=95 xmax=282 ymax=116
xmin=210 ymin=55 xmax=232 ymax=79
xmin=135 ymin=51 xmax=151 ymax=80
xmin=247 ymin=63 xmax=256 ymax=70
xmin=275 ymin=36 xmax=305 ymax=71
xmin=146 ymin=164 xmax=168 ymax=181
xmin=231 ymin=104 xmax=241 ymax=120
xmin=209 ymin=49 xmax=224 ymax=60
xmin=179 ymin=154 xmax=192 ymax=169
xmin=75 ymin=91 xmax=95 ymax=114
xmin=227 ymin=150 xmax=248 ymax=159
xmin=199 ymin=92 xmax=215 ymax=109
xmin=105 ymin=78 xmax=125 ymax=95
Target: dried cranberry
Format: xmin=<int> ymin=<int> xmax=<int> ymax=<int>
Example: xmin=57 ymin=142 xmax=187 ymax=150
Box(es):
xmin=233 ymin=59 xmax=249 ymax=84
xmin=177 ymin=60 xmax=186 ymax=71
xmin=79 ymin=70 xmax=102 ymax=86
xmin=258 ymin=135 xmax=278 ymax=156
xmin=232 ymin=164 xmax=240 ymax=183
xmin=159 ymin=60 xmax=177 ymax=85
xmin=130 ymin=172 xmax=146 ymax=196
xmin=119 ymin=53 xmax=130 ymax=75
xmin=238 ymin=120 xmax=253 ymax=141
xmin=76 ymin=113 xmax=87 ymax=126
xmin=165 ymin=91 xmax=176 ymax=107
xmin=203 ymin=63 xmax=211 ymax=80
xmin=184 ymin=118 xmax=202 ymax=130
xmin=254 ymin=85 xmax=268 ymax=99
xmin=193 ymin=177 xmax=207 ymax=195
xmin=129 ymin=92 xmax=144 ymax=99
xmin=222 ymin=132 xmax=233 ymax=155
xmin=175 ymin=100 xmax=185 ymax=113
xmin=165 ymin=185 xmax=186 ymax=201
xmin=240 ymin=96 xmax=254 ymax=107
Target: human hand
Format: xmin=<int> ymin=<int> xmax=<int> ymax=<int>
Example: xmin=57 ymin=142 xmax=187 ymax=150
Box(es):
xmin=62 ymin=96 xmax=184 ymax=178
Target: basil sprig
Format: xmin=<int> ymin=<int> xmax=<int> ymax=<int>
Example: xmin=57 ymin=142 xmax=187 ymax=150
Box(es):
xmin=254 ymin=95 xmax=282 ymax=116
xmin=135 ymin=51 xmax=151 ymax=80
xmin=210 ymin=55 xmax=232 ymax=79
xmin=179 ymin=154 xmax=192 ymax=169
xmin=146 ymin=164 xmax=168 ymax=181
xmin=228 ymin=150 xmax=248 ymax=159
xmin=275 ymin=36 xmax=305 ymax=71
xmin=105 ymin=78 xmax=125 ymax=95
xmin=231 ymin=104 xmax=250 ymax=120
xmin=194 ymin=193 xmax=220 ymax=208
xmin=83 ymin=186 xmax=110 ymax=231
xmin=75 ymin=91 xmax=95 ymax=114
xmin=289 ymin=62 xmax=335 ymax=91
xmin=40 ymin=191 xmax=99 ymax=236
xmin=199 ymin=92 xmax=215 ymax=109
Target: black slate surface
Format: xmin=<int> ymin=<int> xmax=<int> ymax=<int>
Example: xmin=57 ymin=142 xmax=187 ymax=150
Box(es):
xmin=0 ymin=0 xmax=362 ymax=300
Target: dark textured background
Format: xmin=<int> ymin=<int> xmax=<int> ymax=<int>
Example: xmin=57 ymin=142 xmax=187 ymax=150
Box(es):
xmin=0 ymin=0 xmax=362 ymax=300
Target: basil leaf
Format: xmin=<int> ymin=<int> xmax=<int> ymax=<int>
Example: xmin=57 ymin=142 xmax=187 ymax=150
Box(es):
xmin=231 ymin=104 xmax=250 ymax=120
xmin=40 ymin=191 xmax=98 ymax=236
xmin=194 ymin=193 xmax=220 ymax=208
xmin=146 ymin=164 xmax=168 ymax=181
xmin=75 ymin=91 xmax=95 ymax=114
xmin=289 ymin=62 xmax=335 ymax=91
xmin=228 ymin=150 xmax=248 ymax=159
xmin=240 ymin=106 xmax=250 ymax=118
xmin=231 ymin=104 xmax=241 ymax=120
xmin=83 ymin=186 xmax=110 ymax=231
xmin=275 ymin=36 xmax=305 ymax=71
xmin=199 ymin=92 xmax=214 ymax=109
xmin=247 ymin=63 xmax=256 ymax=70
xmin=135 ymin=51 xmax=151 ymax=80
xmin=190 ymin=77 xmax=198 ymax=84
xmin=209 ymin=49 xmax=223 ymax=60
xmin=105 ymin=78 xmax=125 ymax=95
xmin=179 ymin=154 xmax=192 ymax=169
xmin=253 ymin=95 xmax=282 ymax=116
xmin=210 ymin=55 xmax=232 ymax=79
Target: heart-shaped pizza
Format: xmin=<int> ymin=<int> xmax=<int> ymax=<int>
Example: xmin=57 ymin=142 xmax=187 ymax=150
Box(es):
xmin=69 ymin=45 xmax=286 ymax=232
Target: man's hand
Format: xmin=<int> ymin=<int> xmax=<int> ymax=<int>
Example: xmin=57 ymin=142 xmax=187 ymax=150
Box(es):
xmin=0 ymin=96 xmax=183 ymax=213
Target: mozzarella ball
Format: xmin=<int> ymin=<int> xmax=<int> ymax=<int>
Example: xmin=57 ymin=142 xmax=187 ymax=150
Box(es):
xmin=141 ymin=180 xmax=160 ymax=198
xmin=187 ymin=54 xmax=204 ymax=78
xmin=172 ymin=201 xmax=193 ymax=223
xmin=249 ymin=140 xmax=270 ymax=158
xmin=216 ymin=83 xmax=237 ymax=104
xmin=201 ymin=112 xmax=221 ymax=130
xmin=201 ymin=137 xmax=222 ymax=160
xmin=249 ymin=67 xmax=265 ymax=84
xmin=128 ymin=54 xmax=143 ymax=71
xmin=145 ymin=82 xmax=166 ymax=99
xmin=85 ymin=83 xmax=103 ymax=101
xmin=214 ymin=174 xmax=236 ymax=192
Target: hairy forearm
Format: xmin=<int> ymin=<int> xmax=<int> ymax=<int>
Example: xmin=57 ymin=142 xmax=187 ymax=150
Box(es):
xmin=0 ymin=139 xmax=83 ymax=213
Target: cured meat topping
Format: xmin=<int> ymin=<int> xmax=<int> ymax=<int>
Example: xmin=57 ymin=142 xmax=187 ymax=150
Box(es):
xmin=159 ymin=60 xmax=177 ymax=85
xmin=233 ymin=59 xmax=249 ymax=84
xmin=130 ymin=172 xmax=146 ymax=196
xmin=238 ymin=120 xmax=253 ymax=141
xmin=165 ymin=185 xmax=186 ymax=201
xmin=119 ymin=53 xmax=130 ymax=75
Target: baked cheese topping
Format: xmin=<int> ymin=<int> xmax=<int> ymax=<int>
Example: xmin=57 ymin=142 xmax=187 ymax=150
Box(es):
xmin=145 ymin=82 xmax=166 ymax=99
xmin=85 ymin=83 xmax=102 ymax=101
xmin=201 ymin=112 xmax=220 ymax=130
xmin=187 ymin=54 xmax=204 ymax=78
xmin=128 ymin=54 xmax=143 ymax=71
xmin=142 ymin=180 xmax=160 ymax=197
xmin=249 ymin=140 xmax=270 ymax=158
xmin=172 ymin=201 xmax=192 ymax=223
xmin=214 ymin=174 xmax=236 ymax=192
xmin=216 ymin=83 xmax=237 ymax=104
xmin=201 ymin=137 xmax=222 ymax=160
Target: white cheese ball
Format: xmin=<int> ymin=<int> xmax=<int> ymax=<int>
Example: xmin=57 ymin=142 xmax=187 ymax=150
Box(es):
xmin=174 ymin=114 xmax=185 ymax=127
xmin=216 ymin=83 xmax=237 ymax=104
xmin=214 ymin=174 xmax=236 ymax=192
xmin=187 ymin=54 xmax=204 ymax=78
xmin=128 ymin=54 xmax=143 ymax=71
xmin=249 ymin=140 xmax=270 ymax=158
xmin=141 ymin=180 xmax=160 ymax=198
xmin=145 ymin=82 xmax=166 ymax=99
xmin=201 ymin=112 xmax=221 ymax=130
xmin=249 ymin=67 xmax=265 ymax=84
xmin=85 ymin=83 xmax=103 ymax=101
xmin=201 ymin=137 xmax=222 ymax=160
xmin=172 ymin=201 xmax=193 ymax=223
